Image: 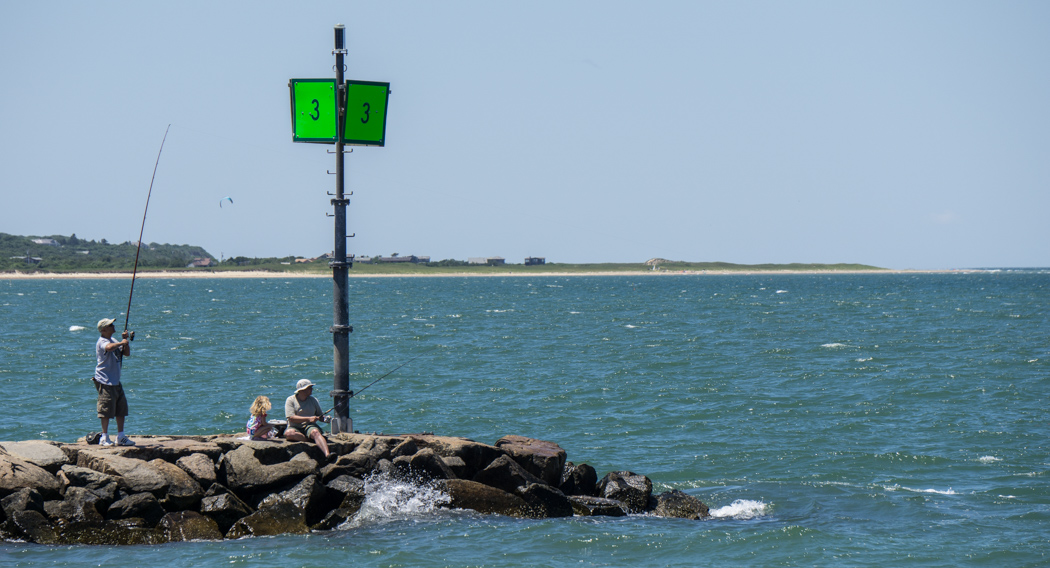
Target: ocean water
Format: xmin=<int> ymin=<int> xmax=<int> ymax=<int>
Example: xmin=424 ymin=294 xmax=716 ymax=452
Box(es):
xmin=1 ymin=272 xmax=1047 ymax=567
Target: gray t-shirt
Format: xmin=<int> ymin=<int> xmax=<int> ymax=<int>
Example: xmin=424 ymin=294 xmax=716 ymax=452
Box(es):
xmin=285 ymin=394 xmax=323 ymax=421
xmin=94 ymin=336 xmax=121 ymax=386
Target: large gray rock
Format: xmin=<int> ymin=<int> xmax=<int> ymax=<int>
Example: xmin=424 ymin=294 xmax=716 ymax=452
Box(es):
xmin=473 ymin=454 xmax=545 ymax=494
xmin=217 ymin=445 xmax=316 ymax=497
xmin=148 ymin=458 xmax=204 ymax=511
xmin=495 ymin=435 xmax=567 ymax=487
xmin=596 ymin=471 xmax=652 ymax=514
xmin=650 ymin=490 xmax=709 ymax=519
xmin=200 ymin=486 xmax=253 ymax=534
xmin=569 ymin=495 xmax=627 ymax=517
xmin=57 ymin=465 xmax=120 ymax=509
xmin=325 ymin=474 xmax=365 ymax=504
xmin=0 ymin=453 xmax=61 ymax=499
xmin=176 ymin=453 xmax=217 ymax=488
xmin=106 ymin=492 xmax=166 ymax=526
xmin=77 ymin=450 xmax=170 ymax=496
xmin=43 ymin=487 xmax=104 ymax=524
xmin=2 ymin=488 xmax=45 ymax=520
xmin=256 ymin=474 xmax=328 ymax=526
xmin=158 ymin=511 xmax=224 ymax=541
xmin=408 ymin=435 xmax=507 ymax=480
xmin=517 ymin=483 xmax=574 ymax=518
xmin=559 ymin=462 xmax=598 ymax=496
xmin=226 ymin=500 xmax=309 ymax=539
xmin=408 ymin=448 xmax=457 ymax=480
xmin=0 ymin=441 xmax=70 ymax=474
xmin=440 ymin=479 xmax=527 ymax=517
xmin=6 ymin=510 xmax=61 ymax=544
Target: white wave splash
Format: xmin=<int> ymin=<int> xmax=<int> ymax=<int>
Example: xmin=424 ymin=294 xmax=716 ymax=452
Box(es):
xmin=69 ymin=325 xmax=86 ymax=332
xmin=821 ymin=343 xmax=849 ymax=348
xmin=342 ymin=472 xmax=451 ymax=528
xmin=709 ymin=499 xmax=769 ymax=520
xmin=978 ymin=456 xmax=1001 ymax=463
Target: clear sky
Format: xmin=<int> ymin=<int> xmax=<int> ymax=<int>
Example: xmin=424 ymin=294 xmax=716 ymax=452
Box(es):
xmin=2 ymin=1 xmax=1048 ymax=269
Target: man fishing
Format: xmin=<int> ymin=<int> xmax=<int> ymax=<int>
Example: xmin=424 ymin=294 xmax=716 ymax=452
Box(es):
xmin=284 ymin=379 xmax=332 ymax=459
xmin=93 ymin=317 xmax=135 ymax=446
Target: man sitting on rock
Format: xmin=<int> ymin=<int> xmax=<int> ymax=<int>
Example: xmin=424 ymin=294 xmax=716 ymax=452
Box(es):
xmin=283 ymin=379 xmax=331 ymax=459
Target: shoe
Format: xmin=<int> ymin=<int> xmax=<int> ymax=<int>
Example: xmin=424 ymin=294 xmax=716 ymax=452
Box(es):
xmin=116 ymin=436 xmax=136 ymax=446
xmin=100 ymin=437 xmax=114 ymax=447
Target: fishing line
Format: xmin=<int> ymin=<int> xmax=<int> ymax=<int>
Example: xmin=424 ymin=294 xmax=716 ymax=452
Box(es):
xmin=323 ymin=345 xmax=440 ymax=414
xmin=124 ymin=124 xmax=170 ymax=335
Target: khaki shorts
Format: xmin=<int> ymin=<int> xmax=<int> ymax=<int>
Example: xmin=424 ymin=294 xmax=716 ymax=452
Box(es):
xmin=285 ymin=422 xmax=321 ymax=439
xmin=94 ymin=380 xmax=128 ymax=419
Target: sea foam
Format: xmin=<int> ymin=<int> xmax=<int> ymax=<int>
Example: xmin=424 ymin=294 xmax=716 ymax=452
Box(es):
xmin=69 ymin=325 xmax=86 ymax=332
xmin=709 ymin=499 xmax=769 ymax=520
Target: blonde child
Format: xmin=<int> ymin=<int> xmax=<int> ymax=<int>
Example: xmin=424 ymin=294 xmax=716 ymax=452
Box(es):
xmin=246 ymin=395 xmax=276 ymax=440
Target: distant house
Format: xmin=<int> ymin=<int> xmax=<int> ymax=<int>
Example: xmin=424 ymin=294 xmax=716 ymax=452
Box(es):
xmin=374 ymin=255 xmax=430 ymax=264
xmin=469 ymin=257 xmax=505 ymax=266
xmin=525 ymin=257 xmax=545 ymax=266
xmin=32 ymin=238 xmax=59 ymax=246
xmin=187 ymin=257 xmax=215 ymax=268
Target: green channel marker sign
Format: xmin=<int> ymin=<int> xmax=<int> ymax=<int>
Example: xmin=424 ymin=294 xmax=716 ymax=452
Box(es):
xmin=289 ymin=79 xmax=338 ymax=143
xmin=342 ymin=81 xmax=390 ymax=146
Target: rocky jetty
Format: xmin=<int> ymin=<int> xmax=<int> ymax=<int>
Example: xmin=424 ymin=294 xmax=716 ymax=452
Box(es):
xmin=0 ymin=433 xmax=708 ymax=545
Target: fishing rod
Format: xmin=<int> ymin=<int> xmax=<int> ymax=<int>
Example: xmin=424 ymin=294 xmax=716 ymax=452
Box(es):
xmin=123 ymin=124 xmax=171 ymax=339
xmin=323 ymin=346 xmax=438 ymax=414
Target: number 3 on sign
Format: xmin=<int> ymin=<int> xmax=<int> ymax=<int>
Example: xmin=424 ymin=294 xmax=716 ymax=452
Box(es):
xmin=343 ymin=80 xmax=389 ymax=146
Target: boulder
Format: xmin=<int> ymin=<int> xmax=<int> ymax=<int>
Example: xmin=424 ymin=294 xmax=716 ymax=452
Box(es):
xmin=559 ymin=462 xmax=598 ymax=496
xmin=596 ymin=471 xmax=652 ymax=514
xmin=390 ymin=438 xmax=418 ymax=458
xmin=0 ymin=441 xmax=70 ymax=474
xmin=217 ymin=445 xmax=316 ymax=497
xmin=650 ymin=490 xmax=709 ymax=519
xmin=176 ymin=453 xmax=217 ymax=488
xmin=325 ymin=474 xmax=365 ymax=504
xmin=200 ymin=487 xmax=253 ymax=534
xmin=226 ymin=500 xmax=308 ymax=539
xmin=439 ymin=479 xmax=527 ymax=517
xmin=0 ymin=453 xmax=61 ymax=499
xmin=43 ymin=487 xmax=104 ymax=524
xmin=106 ymin=492 xmax=166 ymax=526
xmin=329 ymin=450 xmax=377 ymax=478
xmin=473 ymin=454 xmax=545 ymax=494
xmin=158 ymin=511 xmax=224 ymax=541
xmin=56 ymin=464 xmax=121 ymax=509
xmin=312 ymin=507 xmax=354 ymax=531
xmin=77 ymin=450 xmax=170 ymax=496
xmin=409 ymin=435 xmax=506 ymax=480
xmin=2 ymin=488 xmax=45 ymax=520
xmin=569 ymin=495 xmax=627 ymax=517
xmin=6 ymin=510 xmax=61 ymax=544
xmin=147 ymin=459 xmax=204 ymax=511
xmin=407 ymin=448 xmax=457 ymax=480
xmin=517 ymin=483 xmax=574 ymax=518
xmin=495 ymin=435 xmax=567 ymax=487
xmin=255 ymin=474 xmax=328 ymax=526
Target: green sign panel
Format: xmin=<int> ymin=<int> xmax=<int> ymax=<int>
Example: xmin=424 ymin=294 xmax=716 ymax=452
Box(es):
xmin=289 ymin=79 xmax=338 ymax=143
xmin=342 ymin=81 xmax=390 ymax=146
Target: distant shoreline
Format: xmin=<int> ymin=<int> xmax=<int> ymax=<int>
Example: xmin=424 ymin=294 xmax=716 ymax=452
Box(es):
xmin=0 ymin=269 xmax=982 ymax=280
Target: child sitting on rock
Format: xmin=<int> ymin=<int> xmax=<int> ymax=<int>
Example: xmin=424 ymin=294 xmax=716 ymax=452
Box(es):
xmin=246 ymin=395 xmax=276 ymax=440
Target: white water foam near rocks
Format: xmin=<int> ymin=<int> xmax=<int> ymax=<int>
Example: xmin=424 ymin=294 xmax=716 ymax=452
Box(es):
xmin=342 ymin=472 xmax=452 ymax=529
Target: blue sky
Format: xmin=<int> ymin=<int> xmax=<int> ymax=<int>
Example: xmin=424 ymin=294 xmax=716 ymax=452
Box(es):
xmin=2 ymin=1 xmax=1048 ymax=269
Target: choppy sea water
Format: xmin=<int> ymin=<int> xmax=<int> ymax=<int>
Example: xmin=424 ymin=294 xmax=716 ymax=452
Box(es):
xmin=1 ymin=272 xmax=1047 ymax=567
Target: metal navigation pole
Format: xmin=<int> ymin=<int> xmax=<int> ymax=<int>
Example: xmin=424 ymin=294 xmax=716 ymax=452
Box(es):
xmin=288 ymin=24 xmax=390 ymax=434
xmin=330 ymin=24 xmax=352 ymax=434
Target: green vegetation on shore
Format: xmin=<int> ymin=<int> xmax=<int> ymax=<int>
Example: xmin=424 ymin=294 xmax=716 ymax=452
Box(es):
xmin=0 ymin=233 xmax=883 ymax=274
